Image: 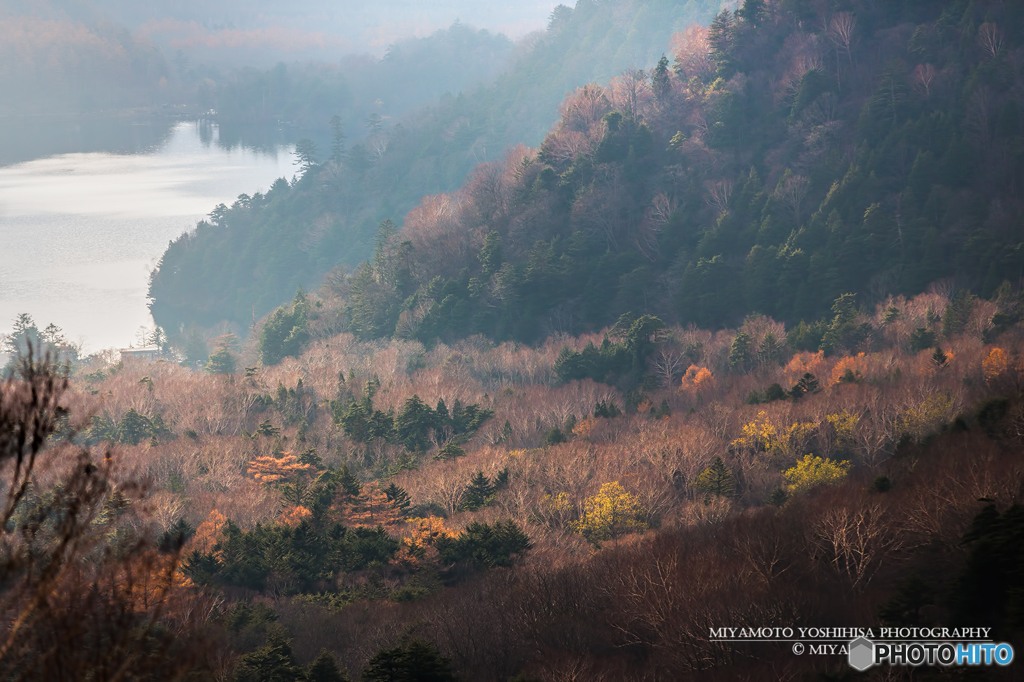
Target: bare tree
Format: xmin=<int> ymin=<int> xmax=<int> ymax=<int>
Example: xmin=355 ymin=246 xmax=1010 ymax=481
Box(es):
xmin=652 ymin=345 xmax=686 ymax=386
xmin=911 ymin=63 xmax=936 ymax=99
xmin=978 ymin=23 xmax=1004 ymax=61
xmin=705 ymin=179 xmax=733 ymax=215
xmin=0 ymin=347 xmax=204 ymax=677
xmin=609 ymin=69 xmax=650 ymax=121
xmin=775 ymin=174 xmax=811 ymax=226
xmin=558 ymin=84 xmax=611 ymax=133
xmin=828 ymin=12 xmax=856 ymax=64
xmin=814 ymin=503 xmax=904 ymax=591
xmin=670 ymin=24 xmax=714 ymax=83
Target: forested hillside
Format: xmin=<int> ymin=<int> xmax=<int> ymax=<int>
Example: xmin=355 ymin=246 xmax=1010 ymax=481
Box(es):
xmin=147 ymin=0 xmax=728 ymax=336
xmin=0 ymin=1 xmax=169 ymax=113
xmin=209 ymin=25 xmax=515 ymax=128
xmin=9 ymin=1 xmax=1024 ymax=679
xmin=314 ymin=0 xmax=1024 ymax=348
xmin=15 ymin=280 xmax=1024 ymax=679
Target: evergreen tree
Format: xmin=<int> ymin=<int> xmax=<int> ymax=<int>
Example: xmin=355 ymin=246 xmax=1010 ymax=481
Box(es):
xmin=729 ymin=331 xmax=753 ymax=371
xmin=3 ymin=313 xmax=39 ymax=355
xmin=294 ymin=138 xmax=319 ymax=172
xmin=329 ymin=115 xmax=347 ymax=164
xmin=909 ymin=327 xmax=937 ymax=352
xmin=395 ymin=395 xmax=435 ymax=452
xmin=205 ymin=343 xmax=236 ymax=375
xmin=383 ymin=483 xmax=412 ymax=514
xmin=116 ymin=409 xmax=152 ymax=446
xmin=693 ymin=456 xmax=736 ymax=498
xmin=234 ymin=636 xmax=304 ymax=682
xmin=462 ymin=472 xmax=494 ymax=511
xmin=737 ymin=0 xmax=766 ymax=25
xmin=307 ymin=649 xmax=350 ymax=682
xmin=337 ymin=464 xmax=362 ymax=498
xmin=652 ymin=54 xmax=671 ymax=101
xmin=942 ymin=290 xmax=975 ymax=338
xmin=259 ymin=289 xmax=310 ymax=366
xmin=790 ymin=373 xmax=820 ymax=401
xmin=708 ymin=10 xmax=736 ymax=78
xmin=363 ymin=640 xmax=456 ymax=682
xmin=436 ymin=519 xmax=532 ymax=568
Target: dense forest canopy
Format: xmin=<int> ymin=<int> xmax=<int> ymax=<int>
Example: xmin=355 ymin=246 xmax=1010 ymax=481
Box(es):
xmin=191 ymin=0 xmax=1024 ymax=354
xmin=147 ymin=0 xmax=727 ymax=337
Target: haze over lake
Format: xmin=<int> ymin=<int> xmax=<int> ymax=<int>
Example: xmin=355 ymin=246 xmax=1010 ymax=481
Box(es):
xmin=0 ymin=120 xmax=296 ymax=353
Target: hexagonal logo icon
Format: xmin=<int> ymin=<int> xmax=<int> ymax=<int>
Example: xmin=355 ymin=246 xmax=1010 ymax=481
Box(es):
xmin=848 ymin=637 xmax=874 ymax=671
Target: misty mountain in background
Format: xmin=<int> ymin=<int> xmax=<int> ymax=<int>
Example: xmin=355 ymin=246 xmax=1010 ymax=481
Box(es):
xmin=0 ymin=0 xmax=551 ymax=115
xmin=147 ymin=0 xmax=728 ymax=336
xmin=90 ymin=0 xmax=555 ymax=65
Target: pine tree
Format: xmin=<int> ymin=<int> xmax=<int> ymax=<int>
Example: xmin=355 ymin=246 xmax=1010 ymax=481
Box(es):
xmin=942 ymin=290 xmax=975 ymax=338
xmin=294 ymin=138 xmax=319 ymax=172
xmin=307 ymin=649 xmax=350 ymax=682
xmin=652 ymin=54 xmax=671 ymax=101
xmin=383 ymin=483 xmax=412 ymax=514
xmin=708 ymin=10 xmax=736 ymax=78
xmin=737 ymin=0 xmax=765 ymax=25
xmin=3 ymin=313 xmax=39 ymax=355
xmin=693 ymin=456 xmax=736 ymax=498
xmin=363 ymin=640 xmax=456 ymax=682
xmin=396 ymin=395 xmax=435 ymax=451
xmin=116 ymin=409 xmax=152 ymax=446
xmin=234 ymin=636 xmax=304 ymax=682
xmin=729 ymin=331 xmax=753 ymax=370
xmin=462 ymin=472 xmax=494 ymax=511
xmin=329 ymin=115 xmax=346 ymax=164
xmin=790 ymin=372 xmax=820 ymax=401
xmin=205 ymin=343 xmax=236 ymax=374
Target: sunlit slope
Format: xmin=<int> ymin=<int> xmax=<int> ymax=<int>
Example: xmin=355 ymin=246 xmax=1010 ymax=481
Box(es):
xmin=147 ymin=0 xmax=726 ymax=335
xmin=292 ymin=0 xmax=1024 ymax=345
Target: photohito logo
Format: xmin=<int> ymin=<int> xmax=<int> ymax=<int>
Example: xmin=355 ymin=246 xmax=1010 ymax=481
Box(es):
xmin=848 ymin=637 xmax=873 ymax=671
xmin=848 ymin=638 xmax=1014 ymax=670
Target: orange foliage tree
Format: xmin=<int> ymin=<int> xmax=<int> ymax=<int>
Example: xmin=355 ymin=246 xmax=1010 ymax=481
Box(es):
xmin=335 ymin=483 xmax=406 ymax=529
xmin=680 ymin=365 xmax=714 ymax=397
xmin=247 ymin=452 xmax=313 ymax=484
xmin=392 ymin=516 xmax=456 ymax=568
xmin=831 ymin=353 xmax=866 ymax=385
xmin=983 ymin=348 xmax=1007 ymax=385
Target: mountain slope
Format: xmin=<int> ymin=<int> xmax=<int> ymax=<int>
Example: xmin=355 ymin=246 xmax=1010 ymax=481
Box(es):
xmin=147 ymin=0 xmax=728 ymax=335
xmin=320 ymin=0 xmax=1024 ymax=346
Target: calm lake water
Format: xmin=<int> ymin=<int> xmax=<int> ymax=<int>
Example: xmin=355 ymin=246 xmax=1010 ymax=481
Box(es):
xmin=0 ymin=119 xmax=296 ymax=354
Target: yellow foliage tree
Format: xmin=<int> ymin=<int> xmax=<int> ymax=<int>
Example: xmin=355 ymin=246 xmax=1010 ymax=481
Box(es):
xmin=826 ymin=410 xmax=859 ymax=446
xmin=539 ymin=491 xmax=575 ymax=528
xmin=783 ymin=454 xmax=851 ymax=494
xmin=572 ymin=416 xmax=593 ymax=440
xmin=733 ymin=410 xmax=778 ymax=452
xmin=733 ymin=411 xmax=816 ymax=458
xmin=571 ymin=481 xmax=646 ymax=544
xmin=983 ymin=347 xmax=1007 ymax=385
xmin=899 ymin=393 xmax=954 ymax=439
xmin=393 ymin=516 xmax=457 ymax=568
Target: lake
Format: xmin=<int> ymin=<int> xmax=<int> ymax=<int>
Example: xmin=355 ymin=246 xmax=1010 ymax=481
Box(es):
xmin=0 ymin=118 xmax=296 ymax=354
